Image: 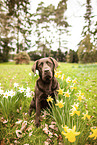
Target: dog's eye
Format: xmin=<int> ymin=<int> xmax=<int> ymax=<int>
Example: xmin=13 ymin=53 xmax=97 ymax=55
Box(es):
xmin=39 ymin=62 xmax=43 ymax=67
xmin=46 ymin=61 xmax=51 ymax=66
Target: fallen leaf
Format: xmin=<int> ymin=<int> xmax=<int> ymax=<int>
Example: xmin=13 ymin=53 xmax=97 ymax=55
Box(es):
xmin=14 ymin=140 xmax=20 ymax=144
xmin=26 ymin=125 xmax=33 ymax=132
xmin=49 ymin=124 xmax=55 ymax=130
xmin=43 ymin=124 xmax=49 ymax=134
xmin=44 ymin=141 xmax=49 ymax=145
xmin=21 ymin=121 xmax=27 ymax=131
xmin=1 ymin=117 xmax=8 ymax=124
xmin=29 ymin=131 xmax=33 ymax=137
xmin=15 ymin=120 xmax=22 ymax=125
xmin=16 ymin=130 xmax=22 ymax=138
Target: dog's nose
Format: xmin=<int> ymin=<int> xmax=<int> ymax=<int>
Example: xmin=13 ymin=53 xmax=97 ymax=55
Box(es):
xmin=44 ymin=68 xmax=49 ymax=72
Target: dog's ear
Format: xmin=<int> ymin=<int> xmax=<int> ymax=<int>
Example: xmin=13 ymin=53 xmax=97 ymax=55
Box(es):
xmin=49 ymin=57 xmax=58 ymax=69
xmin=32 ymin=60 xmax=38 ymax=74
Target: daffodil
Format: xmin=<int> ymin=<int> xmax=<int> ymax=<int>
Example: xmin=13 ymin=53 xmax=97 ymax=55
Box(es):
xmin=55 ymin=100 xmax=65 ymax=108
xmin=70 ymin=85 xmax=77 ymax=91
xmin=82 ymin=110 xmax=91 ymax=120
xmin=66 ymin=77 xmax=71 ymax=83
xmin=0 ymin=88 xmax=4 ymax=95
xmin=64 ymin=90 xmax=71 ymax=98
xmin=70 ymin=105 xmax=80 ymax=116
xmin=14 ymin=83 xmax=19 ymax=88
xmin=77 ymin=91 xmax=84 ymax=102
xmin=62 ymin=125 xmax=80 ymax=143
xmin=3 ymin=91 xmax=9 ymax=98
xmin=8 ymin=90 xmax=15 ymax=97
xmin=61 ymin=74 xmax=65 ymax=81
xmin=47 ymin=96 xmax=53 ymax=103
xmin=19 ymin=86 xmax=25 ymax=93
xmin=55 ymin=71 xmax=62 ymax=78
xmin=57 ymin=88 xmax=64 ymax=95
xmin=72 ymin=79 xmax=77 ymax=84
xmin=89 ymin=127 xmax=97 ymax=139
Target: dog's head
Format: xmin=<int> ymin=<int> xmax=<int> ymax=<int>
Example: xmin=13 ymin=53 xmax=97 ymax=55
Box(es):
xmin=32 ymin=57 xmax=58 ymax=83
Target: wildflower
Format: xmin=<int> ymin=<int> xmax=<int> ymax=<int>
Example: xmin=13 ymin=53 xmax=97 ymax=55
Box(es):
xmin=26 ymin=87 xmax=31 ymax=93
xmin=62 ymin=125 xmax=69 ymax=132
xmin=62 ymin=125 xmax=80 ymax=143
xmin=61 ymin=74 xmax=65 ymax=81
xmin=3 ymin=91 xmax=9 ymax=98
xmin=57 ymin=88 xmax=64 ymax=95
xmin=71 ymin=103 xmax=79 ymax=110
xmin=0 ymin=88 xmax=4 ymax=95
xmin=72 ymin=79 xmax=77 ymax=84
xmin=70 ymin=85 xmax=77 ymax=91
xmin=70 ymin=105 xmax=80 ymax=116
xmin=89 ymin=127 xmax=97 ymax=139
xmin=25 ymin=92 xmax=31 ymax=98
xmin=19 ymin=86 xmax=25 ymax=93
xmin=8 ymin=90 xmax=15 ymax=97
xmin=77 ymin=91 xmax=84 ymax=102
xmin=82 ymin=110 xmax=91 ymax=120
xmin=47 ymin=96 xmax=53 ymax=103
xmin=55 ymin=71 xmax=62 ymax=78
xmin=55 ymin=100 xmax=65 ymax=108
xmin=64 ymin=90 xmax=71 ymax=98
xmin=66 ymin=77 xmax=71 ymax=83
xmin=14 ymin=83 xmax=19 ymax=88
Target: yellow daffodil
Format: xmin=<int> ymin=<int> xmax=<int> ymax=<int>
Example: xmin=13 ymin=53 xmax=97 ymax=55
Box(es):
xmin=66 ymin=77 xmax=71 ymax=83
xmin=55 ymin=100 xmax=65 ymax=108
xmin=77 ymin=91 xmax=84 ymax=102
xmin=71 ymin=103 xmax=79 ymax=110
xmin=70 ymin=106 xmax=80 ymax=116
xmin=82 ymin=110 xmax=91 ymax=120
xmin=64 ymin=90 xmax=71 ymax=98
xmin=70 ymin=86 xmax=77 ymax=91
xmin=62 ymin=125 xmax=69 ymax=132
xmin=89 ymin=127 xmax=97 ymax=139
xmin=55 ymin=71 xmax=62 ymax=78
xmin=57 ymin=88 xmax=64 ymax=95
xmin=61 ymin=74 xmax=65 ymax=81
xmin=62 ymin=125 xmax=80 ymax=143
xmin=72 ymin=79 xmax=77 ymax=84
xmin=47 ymin=96 xmax=53 ymax=103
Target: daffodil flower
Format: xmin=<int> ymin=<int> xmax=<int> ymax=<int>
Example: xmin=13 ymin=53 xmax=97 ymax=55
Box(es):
xmin=64 ymin=90 xmax=71 ymax=98
xmin=77 ymin=91 xmax=84 ymax=102
xmin=62 ymin=125 xmax=80 ymax=143
xmin=57 ymin=88 xmax=64 ymax=95
xmin=89 ymin=127 xmax=97 ymax=139
xmin=3 ymin=91 xmax=9 ymax=98
xmin=61 ymin=74 xmax=65 ymax=81
xmin=66 ymin=77 xmax=71 ymax=83
xmin=14 ymin=83 xmax=19 ymax=88
xmin=47 ymin=96 xmax=53 ymax=103
xmin=70 ymin=106 xmax=80 ymax=116
xmin=72 ymin=79 xmax=77 ymax=84
xmin=55 ymin=100 xmax=65 ymax=108
xmin=19 ymin=86 xmax=25 ymax=93
xmin=55 ymin=71 xmax=62 ymax=78
xmin=82 ymin=110 xmax=91 ymax=120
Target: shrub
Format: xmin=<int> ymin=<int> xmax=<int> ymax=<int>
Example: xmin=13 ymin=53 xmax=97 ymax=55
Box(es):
xmin=14 ymin=52 xmax=30 ymax=64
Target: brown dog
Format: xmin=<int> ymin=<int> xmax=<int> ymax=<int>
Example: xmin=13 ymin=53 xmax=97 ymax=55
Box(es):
xmin=29 ymin=57 xmax=59 ymax=127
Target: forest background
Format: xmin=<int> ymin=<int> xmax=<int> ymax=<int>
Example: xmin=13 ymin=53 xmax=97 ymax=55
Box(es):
xmin=0 ymin=0 xmax=97 ymax=63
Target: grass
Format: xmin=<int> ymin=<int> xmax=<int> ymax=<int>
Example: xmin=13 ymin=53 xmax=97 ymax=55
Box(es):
xmin=0 ymin=61 xmax=97 ymax=145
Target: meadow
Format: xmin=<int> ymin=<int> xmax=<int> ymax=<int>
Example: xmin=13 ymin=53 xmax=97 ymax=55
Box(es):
xmin=0 ymin=62 xmax=97 ymax=145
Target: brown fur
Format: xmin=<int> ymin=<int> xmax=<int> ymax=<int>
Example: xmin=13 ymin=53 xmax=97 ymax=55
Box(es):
xmin=28 ymin=57 xmax=59 ymax=127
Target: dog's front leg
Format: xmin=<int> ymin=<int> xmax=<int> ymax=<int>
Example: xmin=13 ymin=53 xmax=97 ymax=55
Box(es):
xmin=35 ymin=97 xmax=41 ymax=127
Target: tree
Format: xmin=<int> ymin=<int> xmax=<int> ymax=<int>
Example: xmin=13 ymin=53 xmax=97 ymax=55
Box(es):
xmin=0 ymin=0 xmax=16 ymax=62
xmin=82 ymin=0 xmax=93 ymax=37
xmin=5 ymin=0 xmax=33 ymax=53
xmin=33 ymin=0 xmax=69 ymax=57
xmin=77 ymin=34 xmax=93 ymax=63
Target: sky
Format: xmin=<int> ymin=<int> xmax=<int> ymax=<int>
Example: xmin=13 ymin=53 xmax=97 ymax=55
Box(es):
xmin=30 ymin=0 xmax=97 ymax=52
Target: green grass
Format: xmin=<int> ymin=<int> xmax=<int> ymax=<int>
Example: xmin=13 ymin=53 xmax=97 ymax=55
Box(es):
xmin=0 ymin=62 xmax=97 ymax=144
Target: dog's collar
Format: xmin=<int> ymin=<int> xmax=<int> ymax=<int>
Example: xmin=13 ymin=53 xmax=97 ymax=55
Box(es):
xmin=36 ymin=78 xmax=58 ymax=94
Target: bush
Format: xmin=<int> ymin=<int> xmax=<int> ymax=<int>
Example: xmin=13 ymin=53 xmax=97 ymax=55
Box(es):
xmin=14 ymin=52 xmax=30 ymax=64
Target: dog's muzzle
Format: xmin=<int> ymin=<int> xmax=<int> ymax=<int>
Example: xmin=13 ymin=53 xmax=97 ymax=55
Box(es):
xmin=43 ymin=68 xmax=52 ymax=83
